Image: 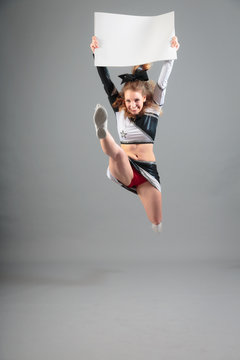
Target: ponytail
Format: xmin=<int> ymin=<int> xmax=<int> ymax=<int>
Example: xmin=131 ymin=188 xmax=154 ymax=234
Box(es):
xmin=132 ymin=63 xmax=152 ymax=74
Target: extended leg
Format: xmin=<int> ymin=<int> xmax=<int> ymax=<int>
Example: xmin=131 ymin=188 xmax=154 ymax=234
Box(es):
xmin=93 ymin=104 xmax=133 ymax=186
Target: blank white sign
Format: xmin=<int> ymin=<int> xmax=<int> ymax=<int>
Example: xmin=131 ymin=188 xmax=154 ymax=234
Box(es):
xmin=94 ymin=11 xmax=177 ymax=67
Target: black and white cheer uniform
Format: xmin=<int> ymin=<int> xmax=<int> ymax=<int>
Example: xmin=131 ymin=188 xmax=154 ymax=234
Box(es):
xmin=96 ymin=60 xmax=174 ymax=194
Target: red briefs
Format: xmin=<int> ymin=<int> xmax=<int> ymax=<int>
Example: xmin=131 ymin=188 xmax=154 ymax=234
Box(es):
xmin=127 ymin=166 xmax=147 ymax=188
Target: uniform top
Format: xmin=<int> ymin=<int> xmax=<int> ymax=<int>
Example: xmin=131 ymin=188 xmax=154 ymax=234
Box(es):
xmin=96 ymin=60 xmax=174 ymax=144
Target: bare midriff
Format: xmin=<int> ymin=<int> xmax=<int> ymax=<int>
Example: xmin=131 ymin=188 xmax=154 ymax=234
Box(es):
xmin=121 ymin=143 xmax=156 ymax=162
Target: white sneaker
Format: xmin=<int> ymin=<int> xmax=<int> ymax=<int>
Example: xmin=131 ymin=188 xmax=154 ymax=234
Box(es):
xmin=93 ymin=104 xmax=108 ymax=139
xmin=152 ymin=223 xmax=163 ymax=233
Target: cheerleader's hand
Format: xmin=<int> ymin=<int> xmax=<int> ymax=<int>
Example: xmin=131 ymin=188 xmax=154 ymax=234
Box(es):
xmin=171 ymin=36 xmax=180 ymax=51
xmin=90 ymin=35 xmax=99 ymax=53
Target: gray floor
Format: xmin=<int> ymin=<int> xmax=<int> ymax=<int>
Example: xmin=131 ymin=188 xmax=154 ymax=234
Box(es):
xmin=1 ymin=259 xmax=240 ymax=360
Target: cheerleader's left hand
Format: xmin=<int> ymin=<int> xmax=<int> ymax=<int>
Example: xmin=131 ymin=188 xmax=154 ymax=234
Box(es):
xmin=171 ymin=36 xmax=180 ymax=51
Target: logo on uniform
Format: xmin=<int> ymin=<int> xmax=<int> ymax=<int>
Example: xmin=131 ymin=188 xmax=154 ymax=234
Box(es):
xmin=120 ymin=130 xmax=127 ymax=139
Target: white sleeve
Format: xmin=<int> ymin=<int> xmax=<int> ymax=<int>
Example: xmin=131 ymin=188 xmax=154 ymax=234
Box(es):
xmin=153 ymin=60 xmax=174 ymax=107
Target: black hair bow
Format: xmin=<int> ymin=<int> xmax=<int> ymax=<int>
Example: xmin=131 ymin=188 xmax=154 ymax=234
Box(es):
xmin=118 ymin=69 xmax=149 ymax=84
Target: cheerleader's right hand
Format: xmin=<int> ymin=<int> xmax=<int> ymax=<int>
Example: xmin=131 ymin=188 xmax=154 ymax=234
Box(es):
xmin=90 ymin=36 xmax=99 ymax=53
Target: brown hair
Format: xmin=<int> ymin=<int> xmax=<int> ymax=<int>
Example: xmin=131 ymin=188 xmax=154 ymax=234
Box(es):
xmin=112 ymin=63 xmax=162 ymax=118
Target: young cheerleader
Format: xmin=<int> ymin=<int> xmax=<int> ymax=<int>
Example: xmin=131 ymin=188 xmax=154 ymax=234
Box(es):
xmin=90 ymin=35 xmax=180 ymax=232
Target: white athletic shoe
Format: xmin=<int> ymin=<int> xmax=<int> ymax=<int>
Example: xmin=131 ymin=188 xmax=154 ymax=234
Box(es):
xmin=93 ymin=104 xmax=108 ymax=139
xmin=152 ymin=223 xmax=163 ymax=233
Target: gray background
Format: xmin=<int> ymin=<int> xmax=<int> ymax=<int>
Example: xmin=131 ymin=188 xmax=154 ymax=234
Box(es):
xmin=1 ymin=0 xmax=239 ymax=263
xmin=0 ymin=1 xmax=240 ymax=359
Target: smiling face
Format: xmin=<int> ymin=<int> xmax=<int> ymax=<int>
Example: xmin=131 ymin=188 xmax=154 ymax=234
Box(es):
xmin=124 ymin=89 xmax=146 ymax=115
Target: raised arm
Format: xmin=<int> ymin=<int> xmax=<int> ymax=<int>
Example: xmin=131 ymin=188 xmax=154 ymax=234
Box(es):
xmin=90 ymin=36 xmax=119 ymax=110
xmin=153 ymin=36 xmax=180 ymax=107
xmin=96 ymin=65 xmax=119 ymax=108
xmin=153 ymin=60 xmax=174 ymax=107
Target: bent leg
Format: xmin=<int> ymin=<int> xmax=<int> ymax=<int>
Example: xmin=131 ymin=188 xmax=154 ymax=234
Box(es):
xmin=137 ymin=182 xmax=162 ymax=225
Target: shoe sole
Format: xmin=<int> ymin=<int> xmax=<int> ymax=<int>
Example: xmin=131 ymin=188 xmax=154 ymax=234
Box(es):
xmin=94 ymin=105 xmax=108 ymax=139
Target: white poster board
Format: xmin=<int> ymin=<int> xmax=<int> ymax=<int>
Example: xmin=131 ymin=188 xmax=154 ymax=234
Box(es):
xmin=94 ymin=11 xmax=176 ymax=67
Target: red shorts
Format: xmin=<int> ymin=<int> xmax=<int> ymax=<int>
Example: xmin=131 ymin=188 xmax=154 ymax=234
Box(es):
xmin=127 ymin=166 xmax=147 ymax=188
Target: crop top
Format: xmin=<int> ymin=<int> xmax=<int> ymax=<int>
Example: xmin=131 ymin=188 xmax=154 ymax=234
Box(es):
xmin=96 ymin=60 xmax=174 ymax=144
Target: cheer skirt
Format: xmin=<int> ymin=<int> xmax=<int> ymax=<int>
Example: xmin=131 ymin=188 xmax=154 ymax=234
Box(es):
xmin=106 ymin=157 xmax=161 ymax=195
